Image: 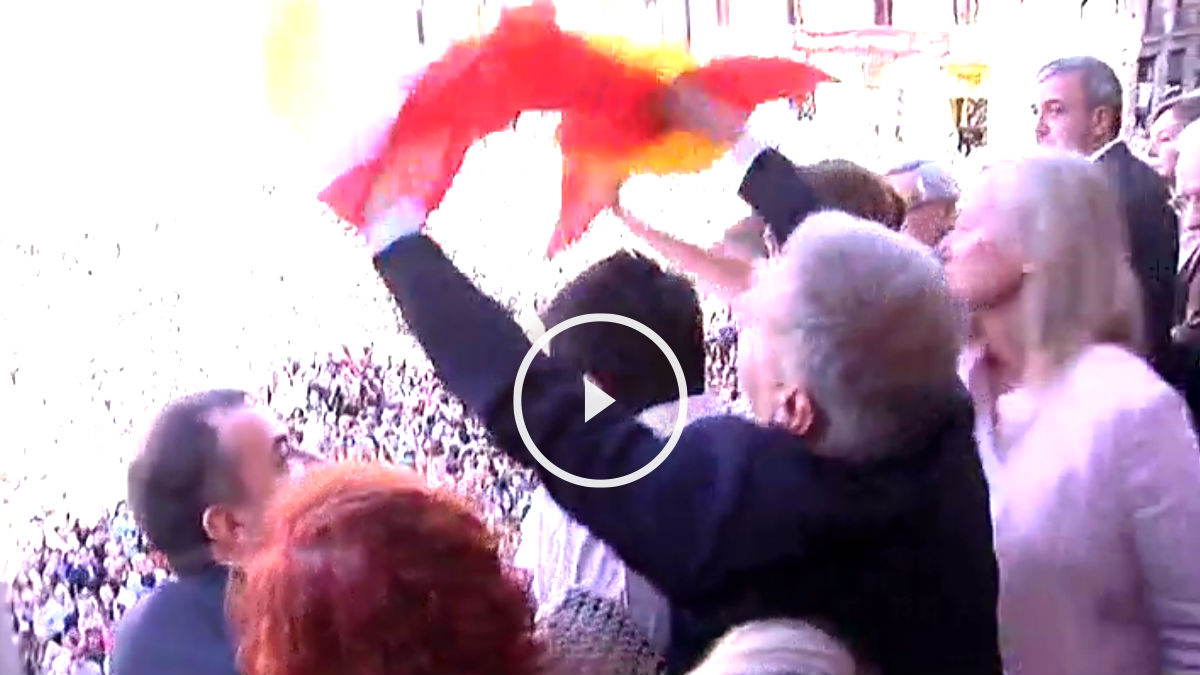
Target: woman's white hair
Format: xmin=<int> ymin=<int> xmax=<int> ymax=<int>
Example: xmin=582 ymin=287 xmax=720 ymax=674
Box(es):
xmin=686 ymin=619 xmax=859 ymax=675
xmin=970 ymin=151 xmax=1142 ymax=378
xmin=742 ymin=211 xmax=965 ymax=460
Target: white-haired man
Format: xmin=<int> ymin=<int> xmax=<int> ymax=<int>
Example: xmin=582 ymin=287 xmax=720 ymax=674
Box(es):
xmin=884 ymin=160 xmax=959 ymax=247
xmin=1172 ymin=120 xmax=1200 ymax=346
xmin=1148 ymin=91 xmax=1200 ymax=183
xmin=1172 ymin=120 xmax=1200 ymax=424
xmin=346 ymin=93 xmax=1002 ymax=674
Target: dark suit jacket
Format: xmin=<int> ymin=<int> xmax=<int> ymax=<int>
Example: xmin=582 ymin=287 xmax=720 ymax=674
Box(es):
xmin=1096 ymin=141 xmax=1179 ymax=377
xmin=1172 ymin=244 xmax=1200 ymax=424
xmin=1175 ymin=244 xmax=1200 ymax=346
xmin=371 ymin=149 xmax=1002 ymax=675
xmin=110 ymin=564 xmax=237 ymax=675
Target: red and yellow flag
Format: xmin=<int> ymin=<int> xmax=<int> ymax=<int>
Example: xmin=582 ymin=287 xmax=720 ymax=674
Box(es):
xmin=265 ymin=1 xmax=829 ymax=256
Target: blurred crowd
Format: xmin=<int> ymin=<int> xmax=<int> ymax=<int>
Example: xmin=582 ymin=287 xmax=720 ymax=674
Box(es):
xmin=6 ymin=304 xmax=743 ymax=674
xmin=8 ymin=44 xmax=1200 ymax=675
xmin=6 ymin=506 xmax=165 ymax=675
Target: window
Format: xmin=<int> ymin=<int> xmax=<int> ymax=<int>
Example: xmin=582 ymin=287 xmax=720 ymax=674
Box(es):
xmin=716 ymin=0 xmax=730 ymax=26
xmin=416 ymin=3 xmax=425 ymax=45
xmin=875 ymin=0 xmax=893 ymax=25
xmin=1138 ymin=55 xmax=1155 ymax=83
xmin=1146 ymin=0 xmax=1164 ymax=35
xmin=952 ymin=0 xmax=980 ymax=25
xmin=1170 ymin=48 xmax=1186 ymax=86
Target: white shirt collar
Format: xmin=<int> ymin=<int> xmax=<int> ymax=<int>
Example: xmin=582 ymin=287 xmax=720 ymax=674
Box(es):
xmin=1090 ymin=137 xmax=1123 ymax=162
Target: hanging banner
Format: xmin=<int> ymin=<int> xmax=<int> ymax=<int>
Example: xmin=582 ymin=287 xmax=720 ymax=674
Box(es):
xmin=794 ymin=27 xmax=951 ymax=88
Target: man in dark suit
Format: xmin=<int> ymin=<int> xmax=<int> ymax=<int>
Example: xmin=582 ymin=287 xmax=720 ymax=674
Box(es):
xmin=350 ymin=89 xmax=1003 ymax=674
xmin=1034 ymin=56 xmax=1179 ymax=380
xmin=112 ymin=390 xmax=295 ymax=675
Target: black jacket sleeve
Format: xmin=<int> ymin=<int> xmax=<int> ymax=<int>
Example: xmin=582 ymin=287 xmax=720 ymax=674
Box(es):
xmin=372 ymin=234 xmax=827 ymax=602
xmin=736 ymin=148 xmax=824 ymax=244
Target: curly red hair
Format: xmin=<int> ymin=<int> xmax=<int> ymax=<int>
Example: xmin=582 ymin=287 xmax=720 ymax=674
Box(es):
xmin=230 ymin=461 xmax=540 ymax=675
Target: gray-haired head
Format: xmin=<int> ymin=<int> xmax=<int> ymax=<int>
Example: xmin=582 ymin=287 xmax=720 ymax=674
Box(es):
xmin=740 ymin=211 xmax=966 ymax=461
xmin=1152 ymin=90 xmax=1200 ymax=127
xmin=687 ymin=619 xmax=857 ymax=675
xmin=1037 ymin=56 xmax=1123 ymax=138
xmin=884 ymin=160 xmax=960 ymax=206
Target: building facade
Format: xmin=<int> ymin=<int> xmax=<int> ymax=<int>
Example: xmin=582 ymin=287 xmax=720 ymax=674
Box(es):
xmin=1140 ymin=0 xmax=1200 ymax=117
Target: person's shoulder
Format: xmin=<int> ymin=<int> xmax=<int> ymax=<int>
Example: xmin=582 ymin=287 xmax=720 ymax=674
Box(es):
xmin=1065 ymin=344 xmax=1178 ymax=416
xmin=678 ymin=413 xmax=802 ymax=461
xmin=112 ymin=577 xmax=178 ymax=637
xmin=1113 ymin=141 xmax=1170 ymax=194
xmin=111 ymin=575 xmax=237 ymax=675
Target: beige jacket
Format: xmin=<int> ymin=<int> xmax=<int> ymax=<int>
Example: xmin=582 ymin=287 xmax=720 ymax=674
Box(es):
xmin=962 ymin=344 xmax=1200 ymax=674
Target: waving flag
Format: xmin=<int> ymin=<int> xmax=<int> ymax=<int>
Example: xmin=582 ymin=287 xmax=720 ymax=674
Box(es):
xmin=264 ymin=1 xmax=829 ymax=256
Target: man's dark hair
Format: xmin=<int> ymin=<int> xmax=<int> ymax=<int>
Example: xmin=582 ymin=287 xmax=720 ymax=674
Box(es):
xmin=540 ymin=251 xmax=705 ymax=411
xmin=127 ymin=389 xmax=249 ymax=568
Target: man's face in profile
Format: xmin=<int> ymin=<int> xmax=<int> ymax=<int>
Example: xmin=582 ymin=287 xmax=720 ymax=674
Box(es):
xmin=1150 ymin=107 xmax=1188 ymax=181
xmin=887 ymin=170 xmax=957 ymax=247
xmin=1035 ymin=72 xmax=1097 ymax=154
xmin=205 ymin=405 xmax=296 ymax=556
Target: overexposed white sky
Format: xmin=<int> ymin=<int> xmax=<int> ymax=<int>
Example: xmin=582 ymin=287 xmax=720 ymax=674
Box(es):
xmin=1 ymin=3 xmax=272 ymax=214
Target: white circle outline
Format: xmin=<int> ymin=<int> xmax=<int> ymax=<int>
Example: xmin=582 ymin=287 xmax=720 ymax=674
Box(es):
xmin=513 ymin=313 xmax=688 ymax=488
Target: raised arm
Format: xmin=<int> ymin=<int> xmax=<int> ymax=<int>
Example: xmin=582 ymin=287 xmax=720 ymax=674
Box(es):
xmin=370 ymin=226 xmax=822 ymax=600
xmin=621 ymin=88 xmax=825 ymax=290
xmin=616 ymin=206 xmax=755 ymax=302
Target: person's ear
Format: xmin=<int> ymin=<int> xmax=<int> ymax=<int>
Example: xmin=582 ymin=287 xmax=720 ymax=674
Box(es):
xmin=1092 ymin=106 xmax=1116 ymax=141
xmin=200 ymin=505 xmax=240 ymax=545
xmin=775 ymin=386 xmax=816 ymax=437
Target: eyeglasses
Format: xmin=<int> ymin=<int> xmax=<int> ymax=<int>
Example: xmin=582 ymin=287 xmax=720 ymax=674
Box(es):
xmin=1171 ymin=192 xmax=1200 ymax=212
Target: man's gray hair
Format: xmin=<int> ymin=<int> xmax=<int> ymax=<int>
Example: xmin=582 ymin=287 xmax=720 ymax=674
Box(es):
xmin=744 ymin=211 xmax=966 ymax=461
xmin=885 ymin=160 xmax=960 ymax=205
xmin=1037 ymin=56 xmax=1123 ymax=124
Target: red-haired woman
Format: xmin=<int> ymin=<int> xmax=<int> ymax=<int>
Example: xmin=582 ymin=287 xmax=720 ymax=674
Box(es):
xmin=230 ymin=461 xmax=540 ymax=675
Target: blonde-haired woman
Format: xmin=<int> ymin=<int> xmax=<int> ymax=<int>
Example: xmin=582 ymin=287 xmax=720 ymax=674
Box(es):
xmin=944 ymin=151 xmax=1200 ymax=675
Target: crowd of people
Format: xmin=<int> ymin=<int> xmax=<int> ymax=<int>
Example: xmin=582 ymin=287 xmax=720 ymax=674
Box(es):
xmin=6 ymin=506 xmax=163 ymax=675
xmin=7 ymin=46 xmax=1200 ymax=675
xmin=6 ymin=308 xmax=744 ymax=675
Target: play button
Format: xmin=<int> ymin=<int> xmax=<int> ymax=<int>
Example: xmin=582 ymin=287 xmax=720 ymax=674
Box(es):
xmin=583 ymin=377 xmax=615 ymax=422
xmin=512 ymin=312 xmax=688 ymax=489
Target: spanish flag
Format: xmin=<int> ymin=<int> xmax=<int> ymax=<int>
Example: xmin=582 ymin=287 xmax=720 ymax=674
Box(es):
xmin=265 ymin=1 xmax=829 ymax=256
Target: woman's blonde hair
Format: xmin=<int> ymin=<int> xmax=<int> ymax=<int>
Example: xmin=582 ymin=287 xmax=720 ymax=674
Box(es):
xmin=686 ymin=619 xmax=859 ymax=675
xmin=971 ymin=151 xmax=1142 ymax=379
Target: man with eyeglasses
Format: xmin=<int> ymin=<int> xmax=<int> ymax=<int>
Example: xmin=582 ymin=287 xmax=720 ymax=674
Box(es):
xmin=1168 ymin=119 xmax=1200 ymax=429
xmin=1171 ymin=121 xmax=1200 ymax=345
xmin=1148 ymin=91 xmax=1200 ymax=185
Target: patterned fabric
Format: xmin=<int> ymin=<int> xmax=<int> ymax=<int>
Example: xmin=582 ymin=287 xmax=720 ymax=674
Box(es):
xmin=536 ymin=587 xmax=666 ymax=675
xmin=513 ymin=394 xmax=730 ymax=654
